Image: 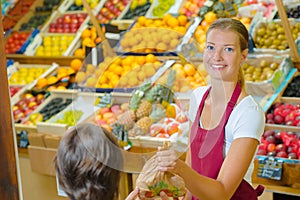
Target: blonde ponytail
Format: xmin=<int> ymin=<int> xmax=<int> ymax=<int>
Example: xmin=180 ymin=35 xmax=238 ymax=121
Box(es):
xmin=238 ymin=67 xmax=245 ymax=90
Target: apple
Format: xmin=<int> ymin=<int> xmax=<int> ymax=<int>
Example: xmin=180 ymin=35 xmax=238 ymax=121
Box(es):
xmin=56 ymin=17 xmax=63 ymax=24
xmin=50 ymin=23 xmax=56 ymax=28
xmin=267 ymin=151 xmax=276 ymax=157
xmin=99 ymin=107 xmax=110 ymax=115
xmin=262 ymin=130 xmax=275 ymax=138
xmin=274 ymin=115 xmax=284 ymax=124
xmin=28 ymin=101 xmax=37 ymax=109
xmin=29 ymin=113 xmax=43 ymax=124
xmin=71 ymin=18 xmax=79 ymax=24
xmin=13 ymin=109 xmax=22 ymax=116
xmin=24 ymin=93 xmax=34 ymax=99
xmin=267 ymin=143 xmax=276 ymax=152
xmin=276 ymin=151 xmax=288 ymax=158
xmin=70 ymin=23 xmax=79 ymax=29
xmin=63 ymin=14 xmax=71 ymax=24
xmin=257 ymin=149 xmax=267 ymax=155
xmin=111 ymin=105 xmax=121 ymax=112
xmin=70 ymin=27 xmax=78 ymax=33
xmin=288 ymin=152 xmax=297 ymax=159
xmin=266 ymin=113 xmax=273 ymax=120
xmin=266 ymin=135 xmax=276 ymax=144
xmin=49 ymin=27 xmax=56 ymax=33
xmin=275 ymin=144 xmax=286 ymax=153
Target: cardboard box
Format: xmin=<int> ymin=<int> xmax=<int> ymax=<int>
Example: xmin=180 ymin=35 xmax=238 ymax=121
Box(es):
xmin=28 ymin=146 xmax=57 ymax=176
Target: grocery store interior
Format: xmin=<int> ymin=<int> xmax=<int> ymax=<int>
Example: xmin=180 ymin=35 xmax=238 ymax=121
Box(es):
xmin=1 ymin=0 xmax=300 ymax=199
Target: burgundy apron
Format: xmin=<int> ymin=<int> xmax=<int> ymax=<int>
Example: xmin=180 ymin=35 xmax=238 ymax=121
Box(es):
xmin=190 ymin=84 xmax=264 ymax=200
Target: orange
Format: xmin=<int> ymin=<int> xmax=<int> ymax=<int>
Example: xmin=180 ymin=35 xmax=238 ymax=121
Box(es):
xmin=56 ymin=85 xmax=67 ymax=90
xmin=74 ymin=48 xmax=85 ymax=57
xmin=177 ymin=15 xmax=188 ymax=26
xmin=81 ymin=29 xmax=91 ymax=39
xmin=204 ymin=11 xmax=217 ymax=25
xmin=183 ymin=63 xmax=196 ymax=76
xmin=167 ymin=17 xmax=179 ymax=28
xmin=70 ymin=58 xmax=83 ymax=71
xmin=112 ymin=65 xmax=123 ymax=76
xmin=145 ymin=53 xmax=156 ymax=63
xmin=36 ymin=78 xmax=48 ymax=88
xmin=145 ymin=19 xmax=153 ymax=27
xmin=137 ymin=16 xmax=147 ymax=26
xmin=47 ymin=76 xmax=58 ymax=85
xmin=57 ymin=67 xmax=68 ymax=75
xmin=163 ymin=14 xmax=172 ymax=24
xmin=98 ymin=75 xmax=108 ymax=84
xmin=136 ymin=56 xmax=146 ymax=65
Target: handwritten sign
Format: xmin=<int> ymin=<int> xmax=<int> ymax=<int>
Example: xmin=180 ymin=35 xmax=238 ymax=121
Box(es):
xmin=257 ymin=156 xmax=283 ymax=180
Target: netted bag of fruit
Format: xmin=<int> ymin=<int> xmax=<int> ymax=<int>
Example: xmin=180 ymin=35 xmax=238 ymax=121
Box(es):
xmin=136 ymin=152 xmax=186 ymax=199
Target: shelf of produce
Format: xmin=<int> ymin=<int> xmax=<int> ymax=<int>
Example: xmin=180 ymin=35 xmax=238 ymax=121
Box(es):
xmin=244 ymin=54 xmax=294 ymax=97
xmin=251 ymin=17 xmax=300 ymax=60
xmin=145 ymin=0 xmax=182 ymax=18
xmin=6 ymin=54 xmax=83 ymax=66
xmin=36 ymin=91 xmax=99 ymax=135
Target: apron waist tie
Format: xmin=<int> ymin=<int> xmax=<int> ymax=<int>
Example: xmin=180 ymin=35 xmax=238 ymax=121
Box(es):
xmin=255 ymin=184 xmax=264 ymax=197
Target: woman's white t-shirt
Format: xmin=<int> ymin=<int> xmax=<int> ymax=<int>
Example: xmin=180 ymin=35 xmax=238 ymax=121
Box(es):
xmin=188 ymin=86 xmax=265 ymax=183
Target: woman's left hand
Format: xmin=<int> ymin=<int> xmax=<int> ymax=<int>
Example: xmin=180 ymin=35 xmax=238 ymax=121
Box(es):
xmin=156 ymin=147 xmax=180 ymax=173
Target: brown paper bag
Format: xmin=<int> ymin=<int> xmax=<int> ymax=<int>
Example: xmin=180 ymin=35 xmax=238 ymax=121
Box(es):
xmin=136 ymin=155 xmax=185 ymax=199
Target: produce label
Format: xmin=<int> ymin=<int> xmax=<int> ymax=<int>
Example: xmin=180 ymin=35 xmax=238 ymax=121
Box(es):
xmin=257 ymin=156 xmax=283 ymax=180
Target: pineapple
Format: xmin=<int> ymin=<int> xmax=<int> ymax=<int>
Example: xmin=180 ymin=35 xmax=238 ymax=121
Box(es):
xmin=135 ymin=84 xmax=161 ymax=119
xmin=115 ymin=81 xmax=152 ymax=129
xmin=115 ymin=109 xmax=136 ymax=129
xmin=135 ymin=107 xmax=166 ymax=135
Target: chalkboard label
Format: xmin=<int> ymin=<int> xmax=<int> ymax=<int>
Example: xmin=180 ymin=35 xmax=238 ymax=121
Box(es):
xmin=257 ymin=156 xmax=283 ymax=180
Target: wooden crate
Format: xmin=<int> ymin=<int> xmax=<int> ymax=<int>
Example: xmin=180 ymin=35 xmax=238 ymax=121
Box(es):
xmin=252 ymin=158 xmax=300 ymax=189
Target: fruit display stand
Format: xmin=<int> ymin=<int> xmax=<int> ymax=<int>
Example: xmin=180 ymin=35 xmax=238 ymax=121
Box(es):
xmin=57 ymin=0 xmax=102 ymax=13
xmin=94 ymin=0 xmax=131 ymax=24
xmin=118 ymin=0 xmax=153 ymax=20
xmin=2 ymin=0 xmax=36 ymax=31
xmin=251 ymin=18 xmax=300 ymax=55
xmin=144 ymin=0 xmax=182 ymax=18
xmin=243 ymin=54 xmax=294 ymax=97
xmin=251 ymin=71 xmax=300 ymax=198
xmin=36 ymin=91 xmax=100 ymax=135
xmin=5 ymin=29 xmax=40 ymax=54
xmin=10 ymin=0 xmax=62 ymax=32
xmin=114 ymin=14 xmax=200 ymax=56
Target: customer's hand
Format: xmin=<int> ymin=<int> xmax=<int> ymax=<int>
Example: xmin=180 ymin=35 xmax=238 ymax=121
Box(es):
xmin=125 ymin=187 xmax=139 ymax=200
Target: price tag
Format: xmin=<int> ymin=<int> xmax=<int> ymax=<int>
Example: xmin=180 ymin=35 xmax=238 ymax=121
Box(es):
xmin=257 ymin=156 xmax=283 ymax=180
xmin=94 ymin=93 xmax=113 ymax=108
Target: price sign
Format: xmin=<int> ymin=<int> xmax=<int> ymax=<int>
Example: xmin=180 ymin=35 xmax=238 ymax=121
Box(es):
xmin=257 ymin=156 xmax=283 ymax=180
